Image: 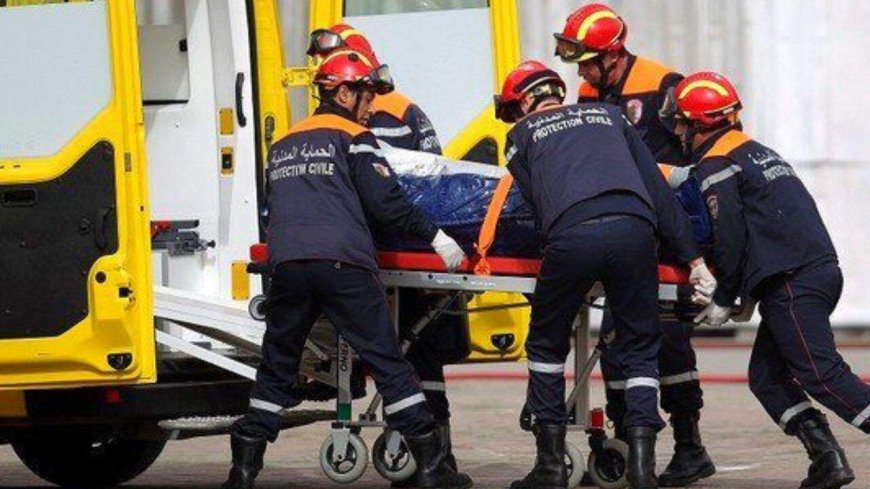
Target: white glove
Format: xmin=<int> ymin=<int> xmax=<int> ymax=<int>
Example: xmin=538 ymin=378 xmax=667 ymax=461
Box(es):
xmin=689 ymin=261 xmax=717 ymax=306
xmin=731 ymin=298 xmax=758 ymax=323
xmin=431 ymin=230 xmax=466 ymax=272
xmin=694 ymin=302 xmax=732 ymax=327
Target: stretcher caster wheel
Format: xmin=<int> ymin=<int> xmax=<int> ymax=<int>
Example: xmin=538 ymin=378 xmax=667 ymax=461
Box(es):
xmin=372 ymin=430 xmax=417 ymax=482
xmin=565 ymin=441 xmax=585 ymax=489
xmin=586 ymin=438 xmax=629 ymax=489
xmin=248 ymin=294 xmax=266 ymax=321
xmin=319 ymin=432 xmax=368 ymax=483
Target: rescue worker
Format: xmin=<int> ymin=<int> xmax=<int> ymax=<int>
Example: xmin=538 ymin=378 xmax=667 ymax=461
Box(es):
xmin=555 ymin=5 xmax=715 ymax=486
xmin=221 ymin=50 xmax=472 ymax=489
xmin=307 ymin=25 xmax=468 ymax=484
xmin=495 ymin=60 xmax=716 ymax=489
xmin=662 ymin=71 xmax=870 ymax=489
xmin=307 ymin=24 xmax=442 ymax=153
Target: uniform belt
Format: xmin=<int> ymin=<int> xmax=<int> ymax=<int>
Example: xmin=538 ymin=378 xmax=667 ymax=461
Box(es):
xmin=579 ymin=214 xmax=631 ymax=226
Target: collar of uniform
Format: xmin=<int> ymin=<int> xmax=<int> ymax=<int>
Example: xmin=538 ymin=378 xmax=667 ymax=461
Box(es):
xmin=693 ymin=128 xmax=750 ymax=164
xmin=601 ymin=52 xmax=637 ymax=101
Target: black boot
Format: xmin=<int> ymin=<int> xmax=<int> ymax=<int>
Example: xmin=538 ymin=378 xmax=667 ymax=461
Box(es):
xmin=393 ymin=423 xmax=460 ymax=488
xmin=406 ymin=430 xmax=473 ymax=489
xmin=794 ymin=414 xmax=855 ymax=489
xmin=221 ymin=433 xmax=267 ymax=489
xmin=658 ymin=413 xmax=716 ymax=487
xmin=510 ymin=423 xmax=568 ymax=489
xmin=627 ymin=426 xmax=658 ymax=489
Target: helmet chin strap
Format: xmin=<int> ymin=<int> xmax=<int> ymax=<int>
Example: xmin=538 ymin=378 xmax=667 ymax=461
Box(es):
xmin=591 ymin=55 xmax=618 ymax=92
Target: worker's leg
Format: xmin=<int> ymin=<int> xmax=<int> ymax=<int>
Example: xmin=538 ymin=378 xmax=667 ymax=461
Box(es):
xmin=316 ymin=261 xmax=472 ymax=489
xmin=599 ymin=217 xmax=663 ymax=489
xmin=758 ymin=263 xmax=870 ymax=429
xmin=598 ymin=309 xmax=627 ymax=440
xmin=224 ymin=261 xmax=322 ymax=489
xmin=658 ymin=317 xmax=715 ymax=486
xmin=753 ymin=262 xmax=859 ymax=489
xmin=513 ymin=224 xmax=601 ymax=489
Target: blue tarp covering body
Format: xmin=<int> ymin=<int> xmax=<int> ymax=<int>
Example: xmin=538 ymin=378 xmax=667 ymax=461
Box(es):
xmin=376 ymin=172 xmax=712 ymax=261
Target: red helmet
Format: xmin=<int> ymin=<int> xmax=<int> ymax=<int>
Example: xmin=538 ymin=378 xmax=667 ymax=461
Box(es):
xmin=662 ymin=72 xmax=742 ymax=128
xmin=554 ymin=3 xmax=627 ymax=63
xmin=495 ymin=60 xmax=566 ymax=123
xmin=307 ymin=24 xmax=380 ymax=65
xmin=313 ymin=49 xmax=394 ymax=95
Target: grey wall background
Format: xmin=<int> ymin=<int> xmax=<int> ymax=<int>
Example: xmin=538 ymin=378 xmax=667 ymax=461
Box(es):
xmin=280 ymin=0 xmax=870 ymax=325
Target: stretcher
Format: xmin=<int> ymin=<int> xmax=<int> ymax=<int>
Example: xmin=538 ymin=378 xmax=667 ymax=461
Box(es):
xmin=245 ymin=243 xmax=693 ymax=489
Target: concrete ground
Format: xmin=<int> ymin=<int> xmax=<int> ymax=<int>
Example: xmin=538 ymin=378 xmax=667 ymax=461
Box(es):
xmin=2 ymin=341 xmax=870 ymax=488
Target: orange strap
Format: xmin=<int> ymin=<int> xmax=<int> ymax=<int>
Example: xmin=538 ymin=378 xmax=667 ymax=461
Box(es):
xmin=474 ymin=174 xmax=514 ymax=276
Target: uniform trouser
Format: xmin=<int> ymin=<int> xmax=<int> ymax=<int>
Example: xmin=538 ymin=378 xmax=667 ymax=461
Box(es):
xmin=748 ymin=260 xmax=870 ymax=434
xmin=401 ymin=290 xmax=470 ymax=423
xmin=525 ymin=216 xmax=665 ymax=430
xmin=600 ymin=314 xmax=703 ymax=430
xmin=234 ymin=260 xmax=434 ymax=441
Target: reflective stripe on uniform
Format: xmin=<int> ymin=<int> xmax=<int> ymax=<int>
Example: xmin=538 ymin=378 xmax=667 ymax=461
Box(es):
xmin=421 ymin=381 xmax=446 ymax=392
xmin=700 ymin=165 xmax=742 ymax=192
xmin=626 ymin=377 xmax=660 ymax=390
xmin=348 ymin=143 xmax=384 ymax=157
xmin=370 ymin=126 xmax=413 ymax=138
xmin=606 ymin=380 xmax=626 ymax=390
xmin=384 ymin=393 xmax=427 ymax=415
xmin=506 ymin=145 xmax=518 ymax=162
xmin=660 ymin=370 xmax=699 ymax=386
xmin=778 ymin=401 xmax=814 ymax=430
xmin=851 ymin=402 xmax=870 ymax=428
xmin=250 ymin=398 xmax=284 ymax=414
xmin=528 ymin=361 xmax=565 ymax=374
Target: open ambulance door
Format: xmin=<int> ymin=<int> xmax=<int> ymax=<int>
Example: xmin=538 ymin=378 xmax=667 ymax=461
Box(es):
xmin=0 ymin=1 xmax=156 ymax=389
xmin=248 ymin=0 xmax=529 ymax=361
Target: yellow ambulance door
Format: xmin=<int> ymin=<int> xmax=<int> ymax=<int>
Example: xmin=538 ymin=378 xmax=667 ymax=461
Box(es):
xmin=0 ymin=0 xmax=155 ymax=388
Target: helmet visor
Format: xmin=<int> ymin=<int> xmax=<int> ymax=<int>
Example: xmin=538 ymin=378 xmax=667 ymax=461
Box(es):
xmin=658 ymin=86 xmax=683 ymax=133
xmin=366 ymin=64 xmax=395 ymax=95
xmin=307 ymin=29 xmax=345 ymax=57
xmin=553 ymin=33 xmax=592 ymax=63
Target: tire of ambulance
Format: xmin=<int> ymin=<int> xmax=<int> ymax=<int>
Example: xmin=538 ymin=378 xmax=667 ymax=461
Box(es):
xmin=372 ymin=430 xmax=417 ymax=482
xmin=248 ymin=294 xmax=267 ymax=321
xmin=564 ymin=441 xmax=585 ymax=489
xmin=12 ymin=432 xmax=166 ymax=488
xmin=319 ymin=432 xmax=369 ymax=483
xmin=586 ymin=438 xmax=629 ymax=489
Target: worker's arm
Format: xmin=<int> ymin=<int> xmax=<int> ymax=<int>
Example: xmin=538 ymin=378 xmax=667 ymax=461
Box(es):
xmin=623 ymin=119 xmax=700 ymax=264
xmin=348 ymin=131 xmax=438 ymax=242
xmin=505 ymin=134 xmax=540 ymax=215
xmin=696 ymin=158 xmax=748 ymax=306
xmin=406 ymin=104 xmax=443 ymax=155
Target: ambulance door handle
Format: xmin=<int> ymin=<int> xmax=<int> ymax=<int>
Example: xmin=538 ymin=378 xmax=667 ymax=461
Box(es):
xmin=235 ymin=72 xmax=248 ymax=128
xmin=94 ymin=207 xmax=112 ymax=251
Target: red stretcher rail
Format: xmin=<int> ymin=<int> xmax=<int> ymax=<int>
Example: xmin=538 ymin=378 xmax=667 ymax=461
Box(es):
xmin=249 ymin=244 xmax=691 ymax=285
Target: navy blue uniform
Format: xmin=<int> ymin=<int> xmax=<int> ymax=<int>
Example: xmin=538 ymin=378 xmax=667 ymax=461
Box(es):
xmin=369 ymin=91 xmax=442 ymax=154
xmin=581 ymin=55 xmax=706 ymax=422
xmin=506 ymin=103 xmax=699 ymax=430
xmin=693 ymin=129 xmax=870 ymax=433
xmin=236 ymin=106 xmax=438 ymax=441
xmin=367 ymin=91 xmax=464 ymax=422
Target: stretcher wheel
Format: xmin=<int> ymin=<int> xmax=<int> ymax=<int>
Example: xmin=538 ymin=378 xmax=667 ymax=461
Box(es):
xmin=372 ymin=430 xmax=417 ymax=482
xmin=586 ymin=438 xmax=629 ymax=489
xmin=248 ymin=294 xmax=266 ymax=321
xmin=319 ymin=432 xmax=368 ymax=483
xmin=565 ymin=441 xmax=584 ymax=489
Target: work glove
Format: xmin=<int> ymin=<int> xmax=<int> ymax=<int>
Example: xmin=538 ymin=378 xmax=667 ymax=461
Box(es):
xmin=431 ymin=229 xmax=466 ymax=272
xmin=694 ymin=302 xmax=732 ymax=328
xmin=688 ymin=261 xmax=717 ymax=305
